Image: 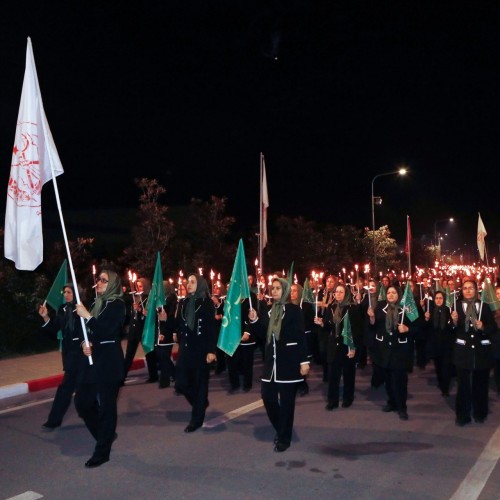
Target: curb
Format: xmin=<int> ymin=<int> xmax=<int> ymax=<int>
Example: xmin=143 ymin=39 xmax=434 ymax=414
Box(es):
xmin=0 ymin=358 xmax=147 ymax=401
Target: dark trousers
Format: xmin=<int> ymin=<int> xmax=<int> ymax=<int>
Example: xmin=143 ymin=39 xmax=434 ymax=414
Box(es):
xmin=145 ymin=350 xmax=158 ymax=381
xmin=46 ymin=360 xmax=82 ymax=425
xmin=494 ymin=359 xmax=500 ymax=393
xmin=261 ymin=380 xmax=298 ymax=446
xmin=74 ymin=380 xmax=121 ymax=460
xmin=327 ymin=351 xmax=356 ymax=405
xmin=384 ymin=367 xmax=408 ymax=412
xmin=455 ymin=367 xmax=490 ymax=421
xmin=123 ymin=334 xmax=141 ymax=376
xmin=156 ymin=345 xmax=175 ymax=385
xmin=214 ymin=346 xmax=227 ymax=374
xmin=175 ymin=362 xmax=210 ymax=427
xmin=228 ymin=345 xmax=255 ymax=390
xmin=433 ymin=355 xmax=453 ymax=395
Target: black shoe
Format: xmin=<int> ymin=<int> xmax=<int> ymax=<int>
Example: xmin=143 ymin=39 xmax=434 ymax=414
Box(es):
xmin=184 ymin=424 xmax=201 ymax=433
xmin=441 ymin=391 xmax=450 ymax=397
xmin=382 ymin=404 xmax=396 ymax=413
xmin=274 ymin=442 xmax=290 ymax=452
xmin=159 ymin=380 xmax=170 ymax=389
xmin=243 ymin=387 xmax=252 ymax=393
xmin=341 ymin=400 xmax=353 ymax=408
xmin=146 ymin=377 xmax=159 ymax=383
xmin=113 ymin=432 xmax=118 ymax=442
xmin=325 ymin=402 xmax=339 ymax=411
xmin=85 ymin=456 xmax=109 ymax=468
xmin=42 ymin=421 xmax=61 ymax=429
xmin=474 ymin=417 xmax=485 ymax=424
xmin=398 ymin=411 xmax=409 ymax=420
xmin=298 ymin=386 xmax=309 ymax=396
xmin=455 ymin=418 xmax=471 ymax=427
xmin=273 ymin=435 xmax=279 ymax=445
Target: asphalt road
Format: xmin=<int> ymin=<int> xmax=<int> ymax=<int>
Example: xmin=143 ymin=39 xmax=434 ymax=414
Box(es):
xmin=0 ymin=360 xmax=499 ymax=500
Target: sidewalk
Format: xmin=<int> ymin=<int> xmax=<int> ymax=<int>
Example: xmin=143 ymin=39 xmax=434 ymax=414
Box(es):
xmin=0 ymin=340 xmax=147 ymax=400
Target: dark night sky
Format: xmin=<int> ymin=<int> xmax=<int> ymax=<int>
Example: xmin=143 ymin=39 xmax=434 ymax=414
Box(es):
xmin=1 ymin=2 xmax=500 ymax=257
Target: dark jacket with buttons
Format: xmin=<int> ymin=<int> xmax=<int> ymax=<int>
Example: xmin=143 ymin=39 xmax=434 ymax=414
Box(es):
xmin=452 ymin=299 xmax=495 ymax=370
xmin=367 ymin=301 xmax=419 ymax=371
xmin=251 ymin=303 xmax=309 ymax=382
xmin=83 ymin=299 xmax=126 ymax=383
xmin=176 ymin=296 xmax=217 ymax=368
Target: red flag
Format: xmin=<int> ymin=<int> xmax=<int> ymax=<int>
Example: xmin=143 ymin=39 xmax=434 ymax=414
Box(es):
xmin=405 ymin=215 xmax=412 ymax=255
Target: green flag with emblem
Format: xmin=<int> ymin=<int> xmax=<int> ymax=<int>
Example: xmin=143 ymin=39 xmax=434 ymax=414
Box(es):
xmin=45 ymin=259 xmax=68 ymax=350
xmin=142 ymin=252 xmax=165 ymax=355
xmin=481 ymin=279 xmax=500 ymax=312
xmin=218 ymin=239 xmax=251 ymax=356
xmin=342 ymin=311 xmax=355 ymax=350
xmin=400 ymin=282 xmax=419 ymax=322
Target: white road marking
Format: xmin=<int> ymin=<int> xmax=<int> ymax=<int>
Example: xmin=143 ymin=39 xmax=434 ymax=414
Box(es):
xmin=0 ymin=398 xmax=54 ymax=415
xmin=5 ymin=491 xmax=43 ymax=500
xmin=203 ymin=399 xmax=264 ymax=428
xmin=449 ymin=425 xmax=500 ymax=500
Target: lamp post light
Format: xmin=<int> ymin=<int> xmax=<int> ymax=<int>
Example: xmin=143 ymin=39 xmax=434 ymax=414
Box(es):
xmin=371 ymin=167 xmax=407 ymax=276
xmin=434 ymin=218 xmax=454 ymax=246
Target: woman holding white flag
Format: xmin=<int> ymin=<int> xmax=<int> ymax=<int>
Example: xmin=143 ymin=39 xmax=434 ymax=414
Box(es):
xmin=74 ymin=269 xmax=126 ymax=468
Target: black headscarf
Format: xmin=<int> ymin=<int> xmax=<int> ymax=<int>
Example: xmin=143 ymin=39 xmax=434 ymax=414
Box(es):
xmin=432 ymin=291 xmax=447 ymax=330
xmin=462 ymin=281 xmax=478 ymax=332
xmin=332 ymin=284 xmax=351 ymax=328
xmin=185 ymin=274 xmax=209 ymax=331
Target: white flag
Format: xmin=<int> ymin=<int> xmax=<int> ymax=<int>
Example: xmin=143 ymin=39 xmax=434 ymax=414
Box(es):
xmin=477 ymin=213 xmax=487 ymax=261
xmin=4 ymin=37 xmax=64 ymax=270
xmin=262 ymin=158 xmax=269 ymax=248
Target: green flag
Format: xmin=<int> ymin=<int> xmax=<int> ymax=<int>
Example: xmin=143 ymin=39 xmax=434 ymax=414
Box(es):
xmin=435 ymin=280 xmax=445 ymax=293
xmin=481 ymin=279 xmax=500 ymax=312
xmin=342 ymin=312 xmax=355 ymax=350
xmin=45 ymin=260 xmax=68 ymax=351
xmin=400 ymin=282 xmax=419 ymax=322
xmin=45 ymin=259 xmax=68 ymax=310
xmin=302 ymin=277 xmax=315 ymax=304
xmin=218 ymin=239 xmax=251 ymax=356
xmin=378 ymin=284 xmax=386 ymax=301
xmin=142 ymin=252 xmax=165 ymax=355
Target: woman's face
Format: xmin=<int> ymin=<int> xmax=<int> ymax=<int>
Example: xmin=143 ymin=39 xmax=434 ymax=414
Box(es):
xmin=271 ymin=280 xmax=283 ymax=301
xmin=187 ymin=275 xmax=198 ymax=295
xmin=96 ymin=272 xmax=109 ymax=296
xmin=496 ymin=288 xmax=500 ymax=301
xmin=368 ymin=280 xmax=377 ymax=293
xmin=290 ymin=285 xmax=299 ymax=302
xmin=326 ymin=277 xmax=336 ymax=290
xmin=462 ymin=281 xmax=477 ymax=300
xmin=386 ymin=287 xmax=399 ymax=304
xmin=435 ymin=293 xmax=444 ymax=306
xmin=63 ymin=287 xmax=74 ymax=303
xmin=334 ymin=286 xmax=346 ymax=302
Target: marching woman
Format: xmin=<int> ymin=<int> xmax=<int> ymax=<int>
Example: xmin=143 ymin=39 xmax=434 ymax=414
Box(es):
xmin=174 ymin=273 xmax=217 ymax=433
xmin=367 ymin=285 xmax=418 ymax=420
xmin=38 ymin=283 xmax=86 ymax=429
xmin=423 ymin=290 xmax=454 ymax=397
xmin=314 ymin=283 xmax=362 ymax=410
xmin=248 ymin=278 xmax=310 ymax=452
xmin=451 ymin=279 xmax=495 ymax=426
xmin=75 ymin=269 xmax=126 ymax=468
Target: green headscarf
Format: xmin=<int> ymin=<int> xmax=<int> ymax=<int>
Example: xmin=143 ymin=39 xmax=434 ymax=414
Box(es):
xmin=90 ymin=270 xmax=124 ymax=318
xmin=266 ymin=278 xmax=291 ymax=343
xmin=186 ymin=274 xmax=209 ymax=331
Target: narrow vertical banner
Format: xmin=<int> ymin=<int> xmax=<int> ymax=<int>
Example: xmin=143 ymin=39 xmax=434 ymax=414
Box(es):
xmin=4 ymin=37 xmax=64 ymax=271
xmin=218 ymin=239 xmax=251 ymax=357
xmin=259 ymin=152 xmax=269 ymax=274
xmin=405 ymin=215 xmax=412 ymax=275
xmin=477 ymin=212 xmax=487 ymax=262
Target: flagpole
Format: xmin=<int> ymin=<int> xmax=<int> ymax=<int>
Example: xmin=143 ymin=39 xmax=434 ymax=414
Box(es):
xmin=39 ymin=104 xmax=93 ymax=366
xmin=407 ymin=215 xmax=412 ymax=276
xmin=259 ymin=152 xmax=264 ymax=274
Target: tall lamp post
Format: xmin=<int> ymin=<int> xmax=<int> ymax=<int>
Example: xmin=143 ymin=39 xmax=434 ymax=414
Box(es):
xmin=371 ymin=168 xmax=407 ymax=276
xmin=434 ymin=218 xmax=454 ymax=260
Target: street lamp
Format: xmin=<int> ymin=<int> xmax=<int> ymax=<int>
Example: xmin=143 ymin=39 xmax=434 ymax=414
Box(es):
xmin=434 ymin=218 xmax=454 ymax=247
xmin=371 ymin=167 xmax=407 ymax=275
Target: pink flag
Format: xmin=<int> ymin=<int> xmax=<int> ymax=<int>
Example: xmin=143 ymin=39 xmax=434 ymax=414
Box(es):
xmin=4 ymin=38 xmax=64 ymax=270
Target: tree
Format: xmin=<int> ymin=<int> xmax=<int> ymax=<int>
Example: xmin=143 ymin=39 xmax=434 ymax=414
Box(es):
xmin=121 ymin=178 xmax=174 ymax=277
xmin=362 ymin=225 xmax=399 ymax=272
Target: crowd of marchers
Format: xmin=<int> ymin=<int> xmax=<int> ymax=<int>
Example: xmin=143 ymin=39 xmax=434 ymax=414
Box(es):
xmin=37 ymin=264 xmax=500 ymax=467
